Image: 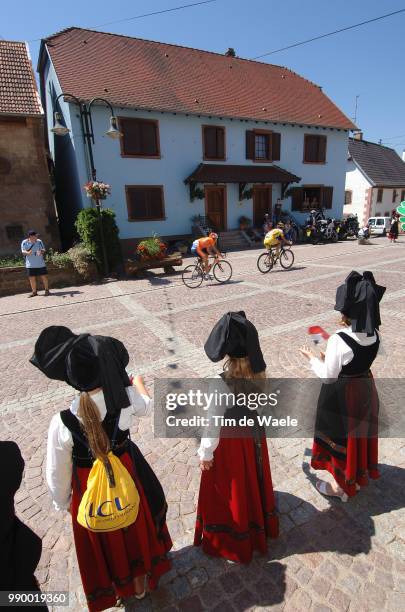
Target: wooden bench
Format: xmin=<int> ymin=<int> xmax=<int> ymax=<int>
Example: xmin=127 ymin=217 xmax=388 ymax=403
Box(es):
xmin=125 ymin=252 xmax=183 ymax=276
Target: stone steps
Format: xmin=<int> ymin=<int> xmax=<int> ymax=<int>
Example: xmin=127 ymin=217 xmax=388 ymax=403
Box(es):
xmin=219 ymin=230 xmax=250 ymax=251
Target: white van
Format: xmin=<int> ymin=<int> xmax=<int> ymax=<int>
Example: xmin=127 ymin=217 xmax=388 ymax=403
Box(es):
xmin=367 ymin=217 xmax=391 ymax=235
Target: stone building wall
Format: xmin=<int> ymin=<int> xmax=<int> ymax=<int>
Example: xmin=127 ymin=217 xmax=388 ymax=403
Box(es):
xmin=0 ymin=115 xmax=60 ymax=255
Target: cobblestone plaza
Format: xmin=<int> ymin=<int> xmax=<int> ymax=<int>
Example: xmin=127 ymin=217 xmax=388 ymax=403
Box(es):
xmin=1 ymin=239 xmax=405 ymax=612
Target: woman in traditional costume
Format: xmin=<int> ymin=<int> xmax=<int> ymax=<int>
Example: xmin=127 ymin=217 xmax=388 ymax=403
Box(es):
xmin=194 ymin=311 xmax=279 ymax=563
xmin=30 ymin=326 xmax=172 ymax=612
xmin=300 ymin=271 xmax=385 ymax=501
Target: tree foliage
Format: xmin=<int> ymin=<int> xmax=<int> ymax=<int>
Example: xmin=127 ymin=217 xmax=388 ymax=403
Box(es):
xmin=75 ymin=208 xmax=122 ymax=271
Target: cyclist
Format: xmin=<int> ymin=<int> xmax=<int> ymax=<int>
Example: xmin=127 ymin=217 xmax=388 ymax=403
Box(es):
xmin=263 ymin=222 xmax=292 ymax=259
xmin=191 ymin=233 xmax=221 ymax=279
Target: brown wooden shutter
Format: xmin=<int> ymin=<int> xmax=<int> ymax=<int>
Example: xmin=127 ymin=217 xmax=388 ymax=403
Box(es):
xmin=318 ymin=136 xmax=327 ymax=163
xmin=121 ymin=119 xmax=141 ymax=155
xmin=217 ymin=128 xmax=225 ymax=159
xmin=148 ymin=187 xmax=164 ymax=218
xmin=126 ymin=187 xmax=164 ymax=220
xmin=291 ymin=187 xmax=303 ymax=211
xmin=246 ymin=131 xmax=255 ymax=159
xmin=271 ymin=132 xmax=281 ymax=161
xmin=322 ymin=186 xmax=333 ymax=209
xmin=142 ymin=122 xmax=158 ymax=156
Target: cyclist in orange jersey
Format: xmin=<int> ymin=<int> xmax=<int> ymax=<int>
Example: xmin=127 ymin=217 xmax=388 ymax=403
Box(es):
xmin=190 ymin=233 xmax=221 ymax=278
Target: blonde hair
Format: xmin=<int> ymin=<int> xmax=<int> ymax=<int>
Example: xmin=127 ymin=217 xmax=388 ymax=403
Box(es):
xmin=78 ymin=392 xmax=110 ymax=460
xmin=223 ymin=356 xmax=266 ymax=380
xmin=340 ymin=314 xmax=351 ymax=327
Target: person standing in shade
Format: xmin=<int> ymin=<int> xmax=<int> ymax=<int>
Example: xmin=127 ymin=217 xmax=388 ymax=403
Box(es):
xmin=21 ymin=230 xmax=50 ymax=297
xmin=30 ymin=326 xmax=172 ymax=611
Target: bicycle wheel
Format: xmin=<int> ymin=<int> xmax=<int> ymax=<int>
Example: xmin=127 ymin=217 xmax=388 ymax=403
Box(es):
xmin=213 ymin=259 xmax=232 ymax=283
xmin=257 ymin=252 xmax=273 ymax=273
xmin=182 ymin=264 xmax=204 ymax=288
xmin=280 ymin=249 xmax=294 ymax=269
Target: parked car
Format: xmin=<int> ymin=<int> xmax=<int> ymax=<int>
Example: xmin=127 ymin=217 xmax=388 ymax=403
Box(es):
xmin=367 ymin=217 xmax=391 ymax=236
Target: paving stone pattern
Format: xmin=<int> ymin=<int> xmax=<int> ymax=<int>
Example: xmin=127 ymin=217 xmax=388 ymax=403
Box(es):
xmin=1 ymin=239 xmax=405 ymax=611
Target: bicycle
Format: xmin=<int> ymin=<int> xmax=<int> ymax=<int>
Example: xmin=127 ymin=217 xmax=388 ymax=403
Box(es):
xmin=257 ymin=246 xmax=295 ymax=273
xmin=182 ymin=254 xmax=233 ymax=288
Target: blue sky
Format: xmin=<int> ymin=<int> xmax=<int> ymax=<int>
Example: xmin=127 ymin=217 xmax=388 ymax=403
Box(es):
xmin=2 ymin=0 xmax=405 ymax=155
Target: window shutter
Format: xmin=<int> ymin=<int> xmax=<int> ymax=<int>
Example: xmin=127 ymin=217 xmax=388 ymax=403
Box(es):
xmin=121 ymin=118 xmax=159 ymax=156
xmin=217 ymin=128 xmax=225 ymax=159
xmin=246 ymin=131 xmax=255 ymax=159
xmin=271 ymin=133 xmax=281 ymax=161
xmin=203 ymin=127 xmax=215 ymax=158
xmin=126 ymin=187 xmax=164 ymax=220
xmin=148 ymin=187 xmax=164 ymax=218
xmin=122 ymin=119 xmax=141 ymax=155
xmin=322 ymin=186 xmax=333 ymax=209
xmin=291 ymin=187 xmax=303 ymax=211
xmin=318 ymin=136 xmax=327 ymax=163
xmin=142 ymin=122 xmax=158 ymax=156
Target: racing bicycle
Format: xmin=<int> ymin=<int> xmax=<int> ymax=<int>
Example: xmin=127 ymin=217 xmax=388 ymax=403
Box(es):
xmin=257 ymin=246 xmax=295 ymax=273
xmin=182 ymin=254 xmax=232 ymax=288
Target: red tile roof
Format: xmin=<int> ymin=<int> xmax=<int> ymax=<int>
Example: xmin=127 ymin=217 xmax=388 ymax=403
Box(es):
xmin=43 ymin=27 xmax=355 ymax=130
xmin=185 ymin=163 xmax=300 ymax=184
xmin=0 ymin=41 xmax=42 ymax=116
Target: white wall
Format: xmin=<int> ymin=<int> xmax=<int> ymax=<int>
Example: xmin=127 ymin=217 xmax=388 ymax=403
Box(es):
xmin=68 ymin=107 xmax=348 ymax=239
xmin=344 ymin=161 xmax=370 ymax=221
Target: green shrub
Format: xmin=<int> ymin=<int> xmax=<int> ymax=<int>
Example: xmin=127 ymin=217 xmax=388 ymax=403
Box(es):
xmin=0 ymin=255 xmax=25 ymax=268
xmin=68 ymin=244 xmax=97 ymax=280
xmin=75 ymin=208 xmax=122 ymax=272
xmin=47 ymin=250 xmax=72 ymax=268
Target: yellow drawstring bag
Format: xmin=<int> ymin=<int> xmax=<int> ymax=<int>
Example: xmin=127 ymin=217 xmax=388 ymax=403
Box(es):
xmin=77 ymin=451 xmax=140 ymax=532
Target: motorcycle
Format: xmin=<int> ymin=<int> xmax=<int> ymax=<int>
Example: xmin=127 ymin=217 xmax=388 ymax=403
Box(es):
xmin=303 ymin=216 xmax=338 ymax=244
xmin=334 ymin=219 xmax=348 ymax=240
xmin=345 ymin=215 xmax=359 ymax=238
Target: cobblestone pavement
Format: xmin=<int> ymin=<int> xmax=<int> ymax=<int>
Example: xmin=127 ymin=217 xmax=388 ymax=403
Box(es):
xmin=1 ymin=238 xmax=405 ymax=612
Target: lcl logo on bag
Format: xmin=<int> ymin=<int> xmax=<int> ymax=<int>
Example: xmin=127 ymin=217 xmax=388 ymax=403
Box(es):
xmin=87 ymin=497 xmax=131 ymax=518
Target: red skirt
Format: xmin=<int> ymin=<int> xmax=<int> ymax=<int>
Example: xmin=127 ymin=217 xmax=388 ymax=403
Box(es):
xmin=194 ymin=436 xmax=279 ymax=564
xmin=311 ymin=375 xmax=380 ymax=497
xmin=70 ymin=451 xmax=172 ymax=612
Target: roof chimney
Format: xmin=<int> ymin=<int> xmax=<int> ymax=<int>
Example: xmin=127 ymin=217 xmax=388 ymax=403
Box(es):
xmin=353 ymin=131 xmax=363 ymax=140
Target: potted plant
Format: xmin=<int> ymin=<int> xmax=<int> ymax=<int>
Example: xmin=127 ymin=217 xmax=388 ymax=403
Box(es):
xmin=238 ymin=215 xmax=252 ymax=230
xmin=84 ymin=180 xmax=111 ymax=201
xmin=136 ymin=234 xmax=167 ymax=261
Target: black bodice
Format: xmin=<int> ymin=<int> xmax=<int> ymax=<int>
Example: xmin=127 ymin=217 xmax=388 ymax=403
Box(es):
xmin=337 ymin=331 xmax=380 ymax=376
xmin=60 ymin=409 xmax=130 ymax=468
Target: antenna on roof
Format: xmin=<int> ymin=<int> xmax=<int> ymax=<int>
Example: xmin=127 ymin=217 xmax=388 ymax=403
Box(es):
xmin=352 ymin=94 xmax=360 ymax=124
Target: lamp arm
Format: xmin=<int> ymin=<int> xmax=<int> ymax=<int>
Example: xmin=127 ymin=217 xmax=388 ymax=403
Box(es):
xmin=53 ymin=92 xmax=83 ymax=109
xmin=88 ymin=97 xmax=115 ymax=116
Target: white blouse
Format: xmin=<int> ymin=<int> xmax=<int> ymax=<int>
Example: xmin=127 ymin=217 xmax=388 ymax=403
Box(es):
xmin=46 ymin=386 xmax=152 ymax=511
xmin=197 ymin=375 xmax=259 ymax=462
xmin=309 ymin=327 xmax=383 ymax=381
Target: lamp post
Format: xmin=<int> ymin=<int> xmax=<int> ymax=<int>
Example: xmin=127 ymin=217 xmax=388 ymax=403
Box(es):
xmin=51 ymin=93 xmax=122 ymax=277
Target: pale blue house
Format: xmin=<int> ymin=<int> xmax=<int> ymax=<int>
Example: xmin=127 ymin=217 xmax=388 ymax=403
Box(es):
xmin=38 ymin=27 xmax=355 ymax=253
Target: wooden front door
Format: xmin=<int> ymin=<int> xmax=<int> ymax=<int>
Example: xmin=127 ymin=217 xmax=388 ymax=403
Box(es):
xmin=205 ymin=186 xmax=226 ymax=231
xmin=253 ymin=186 xmax=272 ymax=227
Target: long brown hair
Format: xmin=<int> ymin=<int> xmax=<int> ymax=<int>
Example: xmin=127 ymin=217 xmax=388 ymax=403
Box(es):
xmin=77 ymin=392 xmax=110 ymax=460
xmin=223 ymin=356 xmax=266 ymax=380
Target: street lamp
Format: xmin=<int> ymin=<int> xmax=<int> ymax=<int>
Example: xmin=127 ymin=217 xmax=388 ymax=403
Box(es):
xmin=51 ymin=93 xmax=122 ymax=277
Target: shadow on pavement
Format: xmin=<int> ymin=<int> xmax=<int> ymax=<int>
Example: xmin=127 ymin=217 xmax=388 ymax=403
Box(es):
xmin=268 ymin=461 xmax=405 ymax=563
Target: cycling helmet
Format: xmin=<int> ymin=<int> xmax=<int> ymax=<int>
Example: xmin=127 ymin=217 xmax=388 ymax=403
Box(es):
xmin=210 ymin=232 xmax=218 ymax=240
xmin=277 ymin=222 xmax=285 ymax=229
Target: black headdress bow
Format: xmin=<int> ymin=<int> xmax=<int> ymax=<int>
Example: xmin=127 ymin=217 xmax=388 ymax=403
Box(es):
xmin=204 ymin=311 xmax=266 ymax=373
xmin=30 ymin=326 xmax=131 ymax=415
xmin=334 ymin=271 xmax=386 ymax=336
